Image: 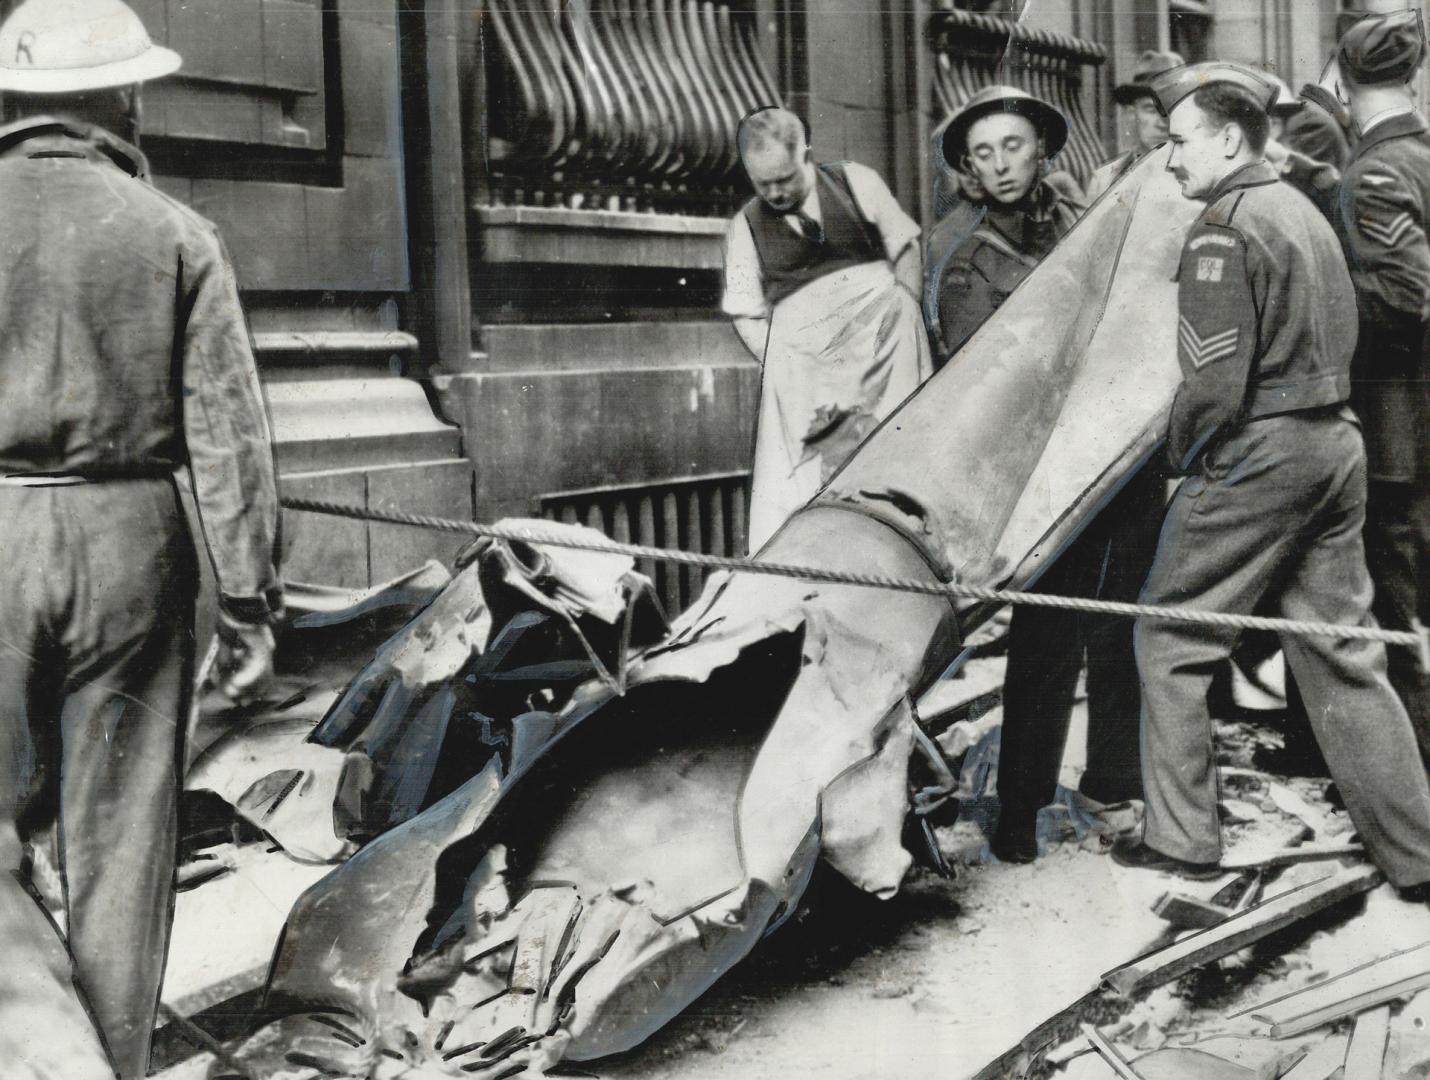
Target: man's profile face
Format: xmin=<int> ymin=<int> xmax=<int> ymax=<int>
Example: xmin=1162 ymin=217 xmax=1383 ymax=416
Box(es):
xmin=1130 ymin=94 xmax=1169 ymax=152
xmin=1165 ymin=99 xmax=1232 ymax=201
xmin=964 ymin=112 xmax=1041 ymax=205
xmin=743 ymin=141 xmax=814 ymax=213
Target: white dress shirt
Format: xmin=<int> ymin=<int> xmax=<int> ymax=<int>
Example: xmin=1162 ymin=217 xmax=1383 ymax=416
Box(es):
xmin=721 ymin=161 xmax=921 ymax=320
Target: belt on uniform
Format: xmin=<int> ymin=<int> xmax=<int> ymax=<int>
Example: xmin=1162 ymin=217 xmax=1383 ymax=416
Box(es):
xmin=0 ymin=468 xmax=176 ymax=487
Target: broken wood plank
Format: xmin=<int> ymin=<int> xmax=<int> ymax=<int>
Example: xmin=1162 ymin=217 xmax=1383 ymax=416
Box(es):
xmin=1153 ymin=892 xmax=1235 ymax=932
xmin=970 ymin=988 xmax=1103 ymax=1080
xmin=1220 ymin=842 xmax=1366 ymax=870
xmin=1235 ymin=940 xmax=1430 ymax=1038
xmin=1278 ymin=1035 xmax=1348 ymax=1080
xmin=1081 ymin=1024 xmax=1148 ymax=1080
xmin=1342 ymin=1005 xmax=1391 ymax=1080
xmin=1102 ymin=864 xmax=1383 ymax=998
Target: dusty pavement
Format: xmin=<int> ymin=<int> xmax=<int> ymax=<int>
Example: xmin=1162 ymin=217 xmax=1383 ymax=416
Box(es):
xmin=597 ymin=844 xmax=1174 ymax=1080
xmin=156 ymin=643 xmax=1430 ymax=1080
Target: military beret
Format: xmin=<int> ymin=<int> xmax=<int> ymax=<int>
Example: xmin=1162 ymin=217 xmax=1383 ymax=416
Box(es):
xmin=1338 ymin=9 xmax=1425 ymax=85
xmin=1148 ymin=62 xmax=1278 ymax=116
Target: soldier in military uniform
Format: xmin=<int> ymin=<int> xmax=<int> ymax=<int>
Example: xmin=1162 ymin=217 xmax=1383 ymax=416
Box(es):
xmin=1084 ymin=50 xmax=1184 ymax=203
xmin=1111 ymin=63 xmax=1430 ymax=894
xmin=1333 ymin=10 xmax=1430 ymax=762
xmin=934 ymin=88 xmax=1156 ymax=863
xmin=934 ymin=87 xmax=1082 ymax=361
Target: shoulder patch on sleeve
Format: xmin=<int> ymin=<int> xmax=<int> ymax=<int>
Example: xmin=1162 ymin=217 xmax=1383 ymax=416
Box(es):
xmin=1189 ymin=232 xmax=1239 ymax=251
xmin=1177 ymin=224 xmax=1248 ymax=367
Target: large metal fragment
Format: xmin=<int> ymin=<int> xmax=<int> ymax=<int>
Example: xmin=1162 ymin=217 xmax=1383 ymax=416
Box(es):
xmin=218 ymin=155 xmax=1201 ymax=1078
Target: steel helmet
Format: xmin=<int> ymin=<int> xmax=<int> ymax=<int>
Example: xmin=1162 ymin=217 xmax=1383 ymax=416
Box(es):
xmin=0 ymin=0 xmax=181 ymax=94
xmin=939 ymin=86 xmax=1069 ymax=171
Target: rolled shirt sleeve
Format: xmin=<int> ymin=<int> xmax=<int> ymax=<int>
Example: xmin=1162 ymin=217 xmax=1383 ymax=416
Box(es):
xmin=181 ymin=230 xmax=282 ymax=621
xmin=842 ymin=161 xmax=921 ymax=263
xmin=721 ymin=213 xmax=770 ymax=320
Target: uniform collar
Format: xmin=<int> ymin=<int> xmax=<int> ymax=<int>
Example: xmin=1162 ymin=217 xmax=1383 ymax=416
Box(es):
xmin=983 ymin=179 xmax=1062 ymax=228
xmin=980 ymin=180 xmax=1072 ymax=256
xmin=1203 ymin=159 xmax=1279 ymax=203
xmin=0 ymin=116 xmax=149 ymax=180
xmin=1352 ymin=108 xmax=1428 ymax=159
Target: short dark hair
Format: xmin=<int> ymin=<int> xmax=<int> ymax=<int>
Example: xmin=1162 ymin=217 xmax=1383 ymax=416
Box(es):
xmin=1189 ymin=83 xmax=1269 ymax=154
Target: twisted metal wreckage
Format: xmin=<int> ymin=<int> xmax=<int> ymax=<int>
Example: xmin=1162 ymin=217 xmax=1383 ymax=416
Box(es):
xmin=193 ymin=156 xmax=1202 ymax=1078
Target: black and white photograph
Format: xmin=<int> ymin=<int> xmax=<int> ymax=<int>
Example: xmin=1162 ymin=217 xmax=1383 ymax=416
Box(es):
xmin=2 ymin=1 xmax=1430 ymax=1078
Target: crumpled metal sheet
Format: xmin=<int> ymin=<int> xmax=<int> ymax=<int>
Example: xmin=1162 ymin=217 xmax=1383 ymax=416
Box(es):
xmin=311 ymin=523 xmax=666 ymax=840
xmin=824 ymin=152 xmax=1200 ymax=604
xmin=219 ymin=157 xmax=1200 ymax=1077
xmin=187 ymin=717 xmax=349 ymax=864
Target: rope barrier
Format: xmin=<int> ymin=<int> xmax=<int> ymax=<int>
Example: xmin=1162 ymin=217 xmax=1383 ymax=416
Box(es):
xmin=281 ymin=495 xmax=1428 ymax=655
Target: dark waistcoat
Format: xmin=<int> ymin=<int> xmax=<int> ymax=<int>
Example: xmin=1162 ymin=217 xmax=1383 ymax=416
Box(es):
xmin=742 ymin=163 xmax=885 ymax=307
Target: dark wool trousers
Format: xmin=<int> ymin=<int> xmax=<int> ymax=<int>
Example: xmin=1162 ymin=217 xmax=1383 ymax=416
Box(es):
xmin=1136 ymin=412 xmax=1430 ymax=887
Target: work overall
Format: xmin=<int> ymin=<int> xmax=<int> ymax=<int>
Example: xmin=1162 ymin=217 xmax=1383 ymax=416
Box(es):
xmin=0 ymin=118 xmax=280 ymax=1078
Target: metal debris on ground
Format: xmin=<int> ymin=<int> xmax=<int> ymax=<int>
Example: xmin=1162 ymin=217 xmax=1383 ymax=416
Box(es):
xmin=153 ymin=152 xmax=1430 ymax=1080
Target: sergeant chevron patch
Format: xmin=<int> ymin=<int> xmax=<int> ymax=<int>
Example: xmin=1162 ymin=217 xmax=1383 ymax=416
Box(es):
xmin=1359 ymin=211 xmax=1415 ymax=247
xmin=1178 ymin=316 xmax=1239 ymax=370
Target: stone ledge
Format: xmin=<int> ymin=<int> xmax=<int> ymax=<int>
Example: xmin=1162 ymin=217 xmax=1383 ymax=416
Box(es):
xmin=474 ymin=205 xmax=728 ymax=269
xmin=253 ymin=330 xmax=419 ymax=359
xmin=266 ymin=376 xmax=460 ymax=472
xmin=471 ymin=319 xmax=751 ymax=373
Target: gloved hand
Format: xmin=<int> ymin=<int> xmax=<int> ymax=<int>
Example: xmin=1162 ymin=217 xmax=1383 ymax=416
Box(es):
xmin=214 ymin=611 xmax=276 ymax=702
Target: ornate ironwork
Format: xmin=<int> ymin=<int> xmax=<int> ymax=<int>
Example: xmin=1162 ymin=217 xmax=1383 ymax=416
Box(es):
xmin=928 ymin=7 xmax=1108 ymax=185
xmin=481 ymin=0 xmax=779 ymax=215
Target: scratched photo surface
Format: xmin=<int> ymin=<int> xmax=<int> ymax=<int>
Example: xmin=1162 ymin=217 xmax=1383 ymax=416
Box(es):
xmin=2 ymin=2 xmax=1430 ymax=1079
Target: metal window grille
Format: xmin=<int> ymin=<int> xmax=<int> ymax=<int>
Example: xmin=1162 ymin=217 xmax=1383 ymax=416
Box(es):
xmin=537 ymin=471 xmax=751 ymax=614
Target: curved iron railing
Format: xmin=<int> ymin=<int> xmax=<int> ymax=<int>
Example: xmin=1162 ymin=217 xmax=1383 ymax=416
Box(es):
xmin=928 ymin=7 xmax=1108 ymax=186
xmin=482 ymin=0 xmax=780 ymax=215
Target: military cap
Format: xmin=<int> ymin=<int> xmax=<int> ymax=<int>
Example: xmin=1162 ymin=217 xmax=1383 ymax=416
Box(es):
xmin=939 ymin=85 xmax=1069 ymax=170
xmin=1265 ymin=73 xmax=1303 ymax=117
xmin=1148 ymin=62 xmax=1278 ymax=116
xmin=1113 ymin=50 xmax=1186 ymax=105
xmin=1338 ymin=9 xmax=1425 ymax=85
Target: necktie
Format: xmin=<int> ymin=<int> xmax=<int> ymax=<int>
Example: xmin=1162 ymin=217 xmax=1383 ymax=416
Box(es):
xmin=793 ymin=210 xmax=824 ymax=244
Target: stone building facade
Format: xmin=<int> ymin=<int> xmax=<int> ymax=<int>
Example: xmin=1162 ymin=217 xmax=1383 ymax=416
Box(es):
xmin=0 ymin=1 xmax=1373 ymax=604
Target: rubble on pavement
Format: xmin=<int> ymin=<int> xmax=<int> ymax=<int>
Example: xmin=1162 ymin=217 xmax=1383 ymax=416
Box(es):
xmin=153 ymin=153 xmax=1430 ymax=1079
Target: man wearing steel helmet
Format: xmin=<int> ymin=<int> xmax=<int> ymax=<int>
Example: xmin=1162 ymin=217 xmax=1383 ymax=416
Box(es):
xmin=1109 ymin=63 xmax=1430 ymax=896
xmin=1083 ymin=50 xmax=1183 ymax=203
xmin=934 ymin=86 xmax=1082 ymax=362
xmin=1333 ymin=9 xmax=1430 ymax=765
xmin=0 ymin=1 xmax=280 ymax=1075
xmin=934 ymin=86 xmax=1156 ymax=865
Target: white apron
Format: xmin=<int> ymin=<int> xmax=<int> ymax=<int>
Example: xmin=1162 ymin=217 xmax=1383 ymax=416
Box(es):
xmin=747 ymin=260 xmax=931 ymax=552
